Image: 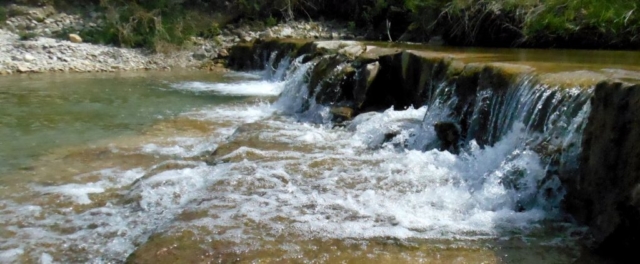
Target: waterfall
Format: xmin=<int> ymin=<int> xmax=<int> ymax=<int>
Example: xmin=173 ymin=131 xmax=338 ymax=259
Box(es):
xmin=255 ymin=49 xmax=596 ymax=218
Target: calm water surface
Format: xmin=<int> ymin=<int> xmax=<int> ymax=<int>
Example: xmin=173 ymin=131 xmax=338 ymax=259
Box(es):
xmin=0 ymin=71 xmax=248 ymax=174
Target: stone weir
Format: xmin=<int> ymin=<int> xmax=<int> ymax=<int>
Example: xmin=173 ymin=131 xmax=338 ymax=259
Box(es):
xmin=228 ymin=39 xmax=640 ymax=259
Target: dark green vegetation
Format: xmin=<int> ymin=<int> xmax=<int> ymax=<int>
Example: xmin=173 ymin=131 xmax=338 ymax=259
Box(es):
xmin=0 ymin=6 xmax=7 ymax=24
xmin=433 ymin=0 xmax=640 ymax=48
xmin=6 ymin=0 xmax=640 ymax=50
xmin=18 ymin=30 xmax=38 ymax=40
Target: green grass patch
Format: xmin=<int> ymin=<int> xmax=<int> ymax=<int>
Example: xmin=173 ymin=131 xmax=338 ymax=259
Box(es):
xmin=403 ymin=0 xmax=640 ymax=47
xmin=523 ymin=0 xmax=640 ymax=39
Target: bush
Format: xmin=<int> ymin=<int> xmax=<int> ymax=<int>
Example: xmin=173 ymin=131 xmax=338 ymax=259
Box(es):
xmin=347 ymin=21 xmax=356 ymax=31
xmin=0 ymin=6 xmax=7 ymax=24
xmin=265 ymin=16 xmax=277 ymax=27
xmin=19 ymin=31 xmax=38 ymax=41
xmin=202 ymin=22 xmax=221 ymax=38
xmin=95 ymin=0 xmax=197 ymax=51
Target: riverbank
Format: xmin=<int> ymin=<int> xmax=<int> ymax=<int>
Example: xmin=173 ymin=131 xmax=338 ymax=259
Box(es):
xmin=0 ymin=3 xmax=359 ymax=75
xmin=0 ymin=28 xmax=190 ymax=74
xmin=3 ymin=0 xmax=639 ymax=76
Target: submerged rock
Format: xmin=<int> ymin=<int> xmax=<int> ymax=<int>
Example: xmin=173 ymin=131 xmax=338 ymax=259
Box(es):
xmin=330 ymin=107 xmax=355 ymax=122
xmin=433 ymin=122 xmax=461 ymax=154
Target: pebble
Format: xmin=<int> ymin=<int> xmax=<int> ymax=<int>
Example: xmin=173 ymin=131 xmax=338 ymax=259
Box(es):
xmin=23 ymin=53 xmax=35 ymax=62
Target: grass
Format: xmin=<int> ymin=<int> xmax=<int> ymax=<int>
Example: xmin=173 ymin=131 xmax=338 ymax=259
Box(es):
xmin=406 ymin=0 xmax=640 ymax=48
xmin=523 ymin=0 xmax=640 ymax=43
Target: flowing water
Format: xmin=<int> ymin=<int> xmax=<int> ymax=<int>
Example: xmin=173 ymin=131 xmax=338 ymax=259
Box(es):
xmin=0 ymin=53 xmax=613 ymax=263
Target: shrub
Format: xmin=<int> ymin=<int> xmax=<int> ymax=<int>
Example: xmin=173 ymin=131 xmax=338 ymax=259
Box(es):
xmin=0 ymin=6 xmax=7 ymax=24
xmin=347 ymin=21 xmax=356 ymax=31
xmin=265 ymin=16 xmax=277 ymax=27
xmin=96 ymin=0 xmax=197 ymax=51
xmin=202 ymin=22 xmax=221 ymax=38
xmin=18 ymin=31 xmax=38 ymax=41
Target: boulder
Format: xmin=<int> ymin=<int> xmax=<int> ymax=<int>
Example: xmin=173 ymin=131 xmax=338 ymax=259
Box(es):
xmin=68 ymin=34 xmax=82 ymax=43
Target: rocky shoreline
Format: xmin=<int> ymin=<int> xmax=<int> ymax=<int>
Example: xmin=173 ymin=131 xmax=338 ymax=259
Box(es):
xmin=0 ymin=4 xmax=359 ymax=75
xmin=0 ymin=28 xmax=192 ymax=74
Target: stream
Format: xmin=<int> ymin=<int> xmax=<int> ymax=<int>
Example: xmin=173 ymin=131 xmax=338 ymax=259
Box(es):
xmin=0 ymin=46 xmax=631 ymax=263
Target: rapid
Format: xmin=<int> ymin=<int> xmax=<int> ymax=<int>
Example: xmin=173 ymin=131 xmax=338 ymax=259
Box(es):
xmin=0 ymin=53 xmax=596 ymax=263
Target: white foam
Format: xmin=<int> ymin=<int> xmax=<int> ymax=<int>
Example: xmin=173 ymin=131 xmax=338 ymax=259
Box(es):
xmin=141 ymin=137 xmax=218 ymax=157
xmin=181 ymin=111 xmax=559 ymax=242
xmin=182 ymin=102 xmax=275 ymax=124
xmin=171 ymin=81 xmax=285 ymax=96
xmin=38 ymin=183 xmax=105 ymax=205
xmin=35 ymin=168 xmax=145 ymax=204
xmin=224 ymin=71 xmax=262 ymax=80
xmin=39 ymin=252 xmax=53 ymax=264
xmin=0 ymin=248 xmax=24 ymax=263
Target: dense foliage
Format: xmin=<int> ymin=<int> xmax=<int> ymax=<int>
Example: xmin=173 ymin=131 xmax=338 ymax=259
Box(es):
xmin=5 ymin=0 xmax=639 ymax=49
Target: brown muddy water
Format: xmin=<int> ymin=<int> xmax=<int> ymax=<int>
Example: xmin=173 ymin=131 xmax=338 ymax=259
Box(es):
xmin=0 ymin=47 xmax=633 ymax=263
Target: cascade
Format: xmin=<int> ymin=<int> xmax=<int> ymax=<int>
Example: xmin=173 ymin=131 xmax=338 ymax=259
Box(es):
xmin=232 ymin=49 xmax=596 ymax=231
xmin=235 ymin=40 xmax=640 ymax=259
xmin=265 ymin=48 xmax=594 ymax=198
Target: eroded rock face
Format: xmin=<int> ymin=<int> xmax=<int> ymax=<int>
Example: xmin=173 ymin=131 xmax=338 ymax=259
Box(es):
xmin=568 ymin=81 xmax=640 ymax=259
xmin=353 ymin=61 xmax=380 ymax=108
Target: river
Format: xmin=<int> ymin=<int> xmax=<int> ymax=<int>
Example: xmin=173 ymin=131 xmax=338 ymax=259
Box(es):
xmin=0 ymin=46 xmax=630 ymax=263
